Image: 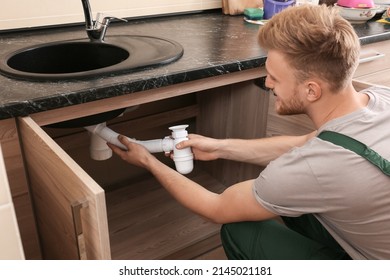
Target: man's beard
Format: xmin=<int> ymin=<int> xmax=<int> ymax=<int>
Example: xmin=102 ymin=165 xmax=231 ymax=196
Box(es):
xmin=275 ymin=89 xmax=306 ymax=116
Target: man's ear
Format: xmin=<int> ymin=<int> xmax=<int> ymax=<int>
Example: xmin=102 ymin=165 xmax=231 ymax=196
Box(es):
xmin=306 ymin=81 xmax=322 ymax=102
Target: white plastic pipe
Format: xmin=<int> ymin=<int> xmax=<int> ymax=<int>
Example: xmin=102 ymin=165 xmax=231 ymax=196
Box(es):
xmin=89 ymin=131 xmax=113 ymax=160
xmin=85 ymin=123 xmax=194 ymax=174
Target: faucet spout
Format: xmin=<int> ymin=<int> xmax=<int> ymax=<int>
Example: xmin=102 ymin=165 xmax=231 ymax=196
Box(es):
xmin=81 ymin=0 xmax=94 ymax=30
xmin=80 ymin=0 xmax=127 ymax=42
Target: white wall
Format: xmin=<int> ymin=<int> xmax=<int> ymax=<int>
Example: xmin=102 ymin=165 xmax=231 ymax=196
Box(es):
xmin=0 ymin=0 xmax=221 ymax=31
xmin=0 ymin=145 xmax=25 ymax=260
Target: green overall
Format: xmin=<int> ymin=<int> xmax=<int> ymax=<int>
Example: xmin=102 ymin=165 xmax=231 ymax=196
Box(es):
xmin=221 ymin=131 xmax=390 ymax=260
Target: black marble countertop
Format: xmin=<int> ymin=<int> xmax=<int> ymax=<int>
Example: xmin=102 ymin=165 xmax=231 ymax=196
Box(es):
xmin=0 ymin=10 xmax=389 ymax=120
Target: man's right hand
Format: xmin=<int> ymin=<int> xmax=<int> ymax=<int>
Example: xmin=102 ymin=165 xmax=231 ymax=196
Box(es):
xmin=175 ymin=134 xmax=221 ymax=161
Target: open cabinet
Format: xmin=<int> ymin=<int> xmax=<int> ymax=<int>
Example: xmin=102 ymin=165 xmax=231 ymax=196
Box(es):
xmin=17 ymin=75 xmax=269 ymax=260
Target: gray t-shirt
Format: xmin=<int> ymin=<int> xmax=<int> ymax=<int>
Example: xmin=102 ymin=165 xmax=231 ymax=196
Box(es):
xmin=253 ymin=86 xmax=390 ymax=259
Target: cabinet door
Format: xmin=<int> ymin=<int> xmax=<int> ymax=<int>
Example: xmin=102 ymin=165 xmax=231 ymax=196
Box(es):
xmin=18 ymin=117 xmax=111 ymax=259
xmin=354 ymin=68 xmax=390 ymax=88
xmin=353 ymin=40 xmax=390 ymax=87
xmin=355 ymin=40 xmax=390 ymax=79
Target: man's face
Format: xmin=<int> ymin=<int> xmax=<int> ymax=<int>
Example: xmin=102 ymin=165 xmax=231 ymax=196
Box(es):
xmin=265 ymin=50 xmax=306 ymax=116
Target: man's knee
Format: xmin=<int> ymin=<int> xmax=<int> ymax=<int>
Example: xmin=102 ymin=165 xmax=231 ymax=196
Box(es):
xmin=220 ymin=222 xmax=251 ymax=259
xmin=220 ymin=220 xmax=277 ymax=259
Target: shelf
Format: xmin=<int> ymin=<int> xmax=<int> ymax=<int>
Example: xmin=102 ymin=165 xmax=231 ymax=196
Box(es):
xmin=106 ymin=169 xmax=226 ymax=260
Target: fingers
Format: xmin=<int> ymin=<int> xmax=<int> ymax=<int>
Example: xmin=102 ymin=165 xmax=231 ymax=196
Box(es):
xmin=118 ymin=134 xmax=132 ymax=147
xmin=164 ymin=151 xmax=172 ymax=159
xmin=175 ymin=140 xmax=189 ymax=150
xmin=175 ymin=134 xmax=198 ymax=150
xmin=107 ymin=141 xmax=125 ymax=157
xmin=107 ymin=135 xmax=131 ymax=155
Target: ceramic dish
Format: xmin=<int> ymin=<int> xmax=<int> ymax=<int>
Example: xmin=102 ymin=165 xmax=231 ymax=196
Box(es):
xmin=335 ymin=4 xmax=379 ymax=23
xmin=374 ymin=0 xmax=390 ymax=5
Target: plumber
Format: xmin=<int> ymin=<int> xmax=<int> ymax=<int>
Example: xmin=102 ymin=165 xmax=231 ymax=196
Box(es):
xmin=108 ymin=4 xmax=390 ymax=259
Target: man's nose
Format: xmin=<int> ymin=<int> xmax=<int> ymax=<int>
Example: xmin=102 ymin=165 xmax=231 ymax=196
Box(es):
xmin=264 ymin=76 xmax=273 ymax=89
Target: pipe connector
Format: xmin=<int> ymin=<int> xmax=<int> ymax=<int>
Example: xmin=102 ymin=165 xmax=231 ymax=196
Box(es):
xmin=85 ymin=123 xmax=194 ymax=174
xmin=168 ymin=125 xmax=194 ymax=174
xmin=89 ymin=131 xmax=113 ymax=160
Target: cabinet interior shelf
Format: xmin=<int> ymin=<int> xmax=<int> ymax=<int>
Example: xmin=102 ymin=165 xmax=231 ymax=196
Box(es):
xmin=106 ymin=169 xmax=226 ymax=260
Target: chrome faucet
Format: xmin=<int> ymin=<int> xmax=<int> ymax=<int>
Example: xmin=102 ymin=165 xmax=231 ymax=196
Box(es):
xmin=81 ymin=0 xmax=127 ymax=42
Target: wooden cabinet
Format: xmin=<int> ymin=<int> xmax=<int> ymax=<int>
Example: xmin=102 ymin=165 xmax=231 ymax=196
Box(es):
xmin=354 ymin=40 xmax=390 ymax=87
xmin=355 ymin=68 xmax=390 ymax=87
xmin=16 ymin=68 xmax=269 ymax=259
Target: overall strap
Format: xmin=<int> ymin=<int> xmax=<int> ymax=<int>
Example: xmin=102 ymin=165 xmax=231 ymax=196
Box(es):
xmin=318 ymin=131 xmax=390 ymax=176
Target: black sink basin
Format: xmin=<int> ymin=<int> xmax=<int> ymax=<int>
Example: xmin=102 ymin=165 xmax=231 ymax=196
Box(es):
xmin=7 ymin=42 xmax=129 ymax=75
xmin=0 ymin=35 xmax=184 ymax=81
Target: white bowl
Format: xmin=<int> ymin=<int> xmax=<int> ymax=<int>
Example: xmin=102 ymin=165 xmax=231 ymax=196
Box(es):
xmin=335 ymin=4 xmax=379 ymax=23
xmin=374 ymin=0 xmax=390 ymax=4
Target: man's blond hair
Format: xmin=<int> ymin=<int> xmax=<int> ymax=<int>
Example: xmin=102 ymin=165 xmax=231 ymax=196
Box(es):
xmin=258 ymin=5 xmax=360 ymax=92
